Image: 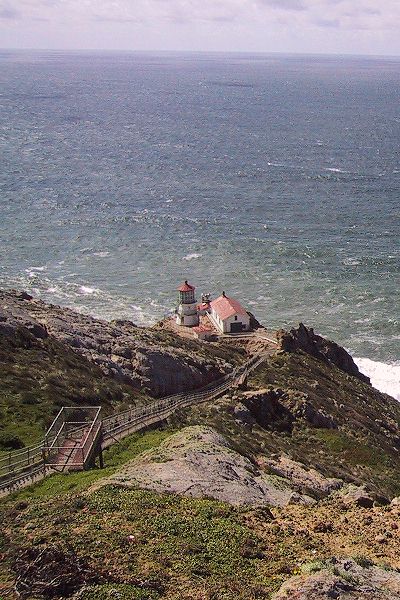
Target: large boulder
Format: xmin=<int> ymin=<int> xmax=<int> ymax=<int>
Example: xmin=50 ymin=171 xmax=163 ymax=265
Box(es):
xmin=235 ymin=388 xmax=337 ymax=431
xmin=340 ymin=484 xmax=375 ymax=508
xmin=93 ymin=426 xmax=314 ymax=507
xmin=240 ymin=389 xmax=295 ymax=432
xmin=273 ymin=558 xmax=400 ymax=599
xmin=259 ymin=455 xmax=343 ymax=498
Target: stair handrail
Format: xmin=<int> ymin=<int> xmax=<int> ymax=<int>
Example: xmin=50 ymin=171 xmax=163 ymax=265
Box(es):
xmin=79 ymin=407 xmax=102 ymax=466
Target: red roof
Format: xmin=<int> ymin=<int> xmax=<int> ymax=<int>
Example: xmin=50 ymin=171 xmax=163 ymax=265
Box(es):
xmin=210 ymin=294 xmax=248 ymax=321
xmin=178 ymin=280 xmax=195 ymax=292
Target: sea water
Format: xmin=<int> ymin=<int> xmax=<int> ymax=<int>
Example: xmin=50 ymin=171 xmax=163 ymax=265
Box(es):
xmin=0 ymin=51 xmax=399 ymax=398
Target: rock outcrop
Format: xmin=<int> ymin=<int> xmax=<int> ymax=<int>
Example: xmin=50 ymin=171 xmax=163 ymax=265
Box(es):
xmin=273 ymin=558 xmax=400 ymax=599
xmin=259 ymin=455 xmax=343 ymax=498
xmin=94 ymin=426 xmax=315 ymax=507
xmin=232 ymin=388 xmax=337 ymax=432
xmin=0 ymin=290 xmax=237 ymax=397
xmin=277 ymin=323 xmax=370 ymax=384
xmin=240 ymin=389 xmax=295 ymax=432
xmin=339 ymin=484 xmax=376 ymax=508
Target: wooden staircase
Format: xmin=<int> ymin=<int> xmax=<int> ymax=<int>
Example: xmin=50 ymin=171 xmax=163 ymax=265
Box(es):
xmin=0 ymin=407 xmax=102 ymax=494
xmin=0 ymin=350 xmax=273 ymax=496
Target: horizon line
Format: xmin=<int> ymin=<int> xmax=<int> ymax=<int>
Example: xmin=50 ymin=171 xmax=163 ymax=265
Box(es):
xmin=1 ymin=47 xmax=400 ymax=60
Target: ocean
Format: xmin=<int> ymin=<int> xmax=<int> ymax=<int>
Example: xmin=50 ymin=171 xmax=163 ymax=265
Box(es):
xmin=0 ymin=50 xmax=399 ymax=398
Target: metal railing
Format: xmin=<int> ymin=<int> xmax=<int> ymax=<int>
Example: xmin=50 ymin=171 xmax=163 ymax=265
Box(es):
xmin=102 ymin=352 xmax=266 ymax=442
xmin=43 ymin=407 xmax=102 ymax=469
xmin=0 ymin=443 xmax=44 ymax=479
xmin=0 ymin=407 xmax=102 ymax=489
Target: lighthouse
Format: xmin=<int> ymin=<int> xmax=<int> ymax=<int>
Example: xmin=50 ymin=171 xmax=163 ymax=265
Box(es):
xmin=176 ymin=280 xmax=199 ymax=327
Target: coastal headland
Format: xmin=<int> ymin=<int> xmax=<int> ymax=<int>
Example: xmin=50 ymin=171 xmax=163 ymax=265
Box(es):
xmin=1 ymin=288 xmax=399 ymax=600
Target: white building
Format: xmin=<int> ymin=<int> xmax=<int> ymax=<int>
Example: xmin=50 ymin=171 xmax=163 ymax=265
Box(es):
xmin=209 ymin=292 xmax=251 ymax=334
xmin=176 ymin=280 xmax=199 ymax=327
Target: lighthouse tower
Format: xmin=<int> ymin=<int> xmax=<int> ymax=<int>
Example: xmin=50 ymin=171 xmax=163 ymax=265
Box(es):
xmin=176 ymin=280 xmax=199 ymax=327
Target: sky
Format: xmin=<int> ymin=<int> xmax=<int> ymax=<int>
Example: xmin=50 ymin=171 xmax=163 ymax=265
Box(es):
xmin=0 ymin=0 xmax=399 ymax=56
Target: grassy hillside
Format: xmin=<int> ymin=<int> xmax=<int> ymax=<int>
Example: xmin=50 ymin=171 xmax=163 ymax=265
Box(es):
xmin=0 ymin=327 xmax=149 ymax=450
xmin=0 ymin=291 xmax=247 ymax=450
xmin=1 ymin=426 xmax=399 ymax=600
xmin=1 ymin=317 xmax=400 ymax=599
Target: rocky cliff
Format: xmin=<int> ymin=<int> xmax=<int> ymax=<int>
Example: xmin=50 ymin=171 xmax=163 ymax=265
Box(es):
xmin=0 ymin=289 xmax=246 ymax=446
xmin=0 ymin=290 xmax=244 ymax=398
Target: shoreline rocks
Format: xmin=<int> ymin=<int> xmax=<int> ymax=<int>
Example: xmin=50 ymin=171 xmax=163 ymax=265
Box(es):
xmin=277 ymin=323 xmax=370 ymax=384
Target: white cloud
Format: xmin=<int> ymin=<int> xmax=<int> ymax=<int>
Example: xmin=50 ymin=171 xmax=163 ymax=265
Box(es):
xmin=1 ymin=0 xmax=400 ymax=52
xmin=0 ymin=1 xmax=21 ymax=18
xmin=2 ymin=0 xmax=397 ymax=27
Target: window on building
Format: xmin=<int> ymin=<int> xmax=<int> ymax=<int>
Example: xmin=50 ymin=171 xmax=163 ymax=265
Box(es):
xmin=234 ymin=315 xmax=238 ymax=321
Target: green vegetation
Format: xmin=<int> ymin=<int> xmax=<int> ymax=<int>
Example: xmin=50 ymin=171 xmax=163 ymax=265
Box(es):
xmin=300 ymin=560 xmax=325 ymax=574
xmin=1 ymin=307 xmax=400 ymax=599
xmin=1 ymin=424 xmax=400 ymax=600
xmin=313 ymin=429 xmax=391 ymax=469
xmin=77 ymin=584 xmax=160 ymax=600
xmin=1 ymin=485 xmax=281 ymax=599
xmin=0 ymin=428 xmax=281 ymax=599
xmin=0 ymin=431 xmax=24 ymax=450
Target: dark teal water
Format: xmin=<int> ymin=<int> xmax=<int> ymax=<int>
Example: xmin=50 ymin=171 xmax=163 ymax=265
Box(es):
xmin=0 ymin=51 xmax=399 ymax=390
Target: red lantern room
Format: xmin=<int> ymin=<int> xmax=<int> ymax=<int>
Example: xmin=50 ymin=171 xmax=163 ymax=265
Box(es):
xmin=177 ymin=280 xmax=196 ymax=305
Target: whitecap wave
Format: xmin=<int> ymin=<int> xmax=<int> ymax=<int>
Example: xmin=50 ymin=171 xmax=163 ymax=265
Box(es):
xmin=355 ymin=357 xmax=400 ymax=401
xmin=325 ymin=167 xmax=349 ymax=173
xmin=79 ymin=285 xmax=101 ymax=296
xmin=183 ymin=253 xmax=202 ymax=261
xmin=343 ymin=257 xmax=360 ymax=266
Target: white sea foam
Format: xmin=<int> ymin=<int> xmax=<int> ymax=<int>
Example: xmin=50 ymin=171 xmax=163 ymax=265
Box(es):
xmin=79 ymin=285 xmax=100 ymax=295
xmin=92 ymin=251 xmax=110 ymax=258
xmin=183 ymin=253 xmax=202 ymax=261
xmin=355 ymin=357 xmax=400 ymax=401
xmin=25 ymin=266 xmax=46 ymax=279
xmin=326 ymin=168 xmax=348 ymax=173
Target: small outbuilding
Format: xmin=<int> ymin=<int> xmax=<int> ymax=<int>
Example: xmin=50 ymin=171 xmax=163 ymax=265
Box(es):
xmin=209 ymin=292 xmax=251 ymax=334
xmin=192 ymin=324 xmax=215 ymax=341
